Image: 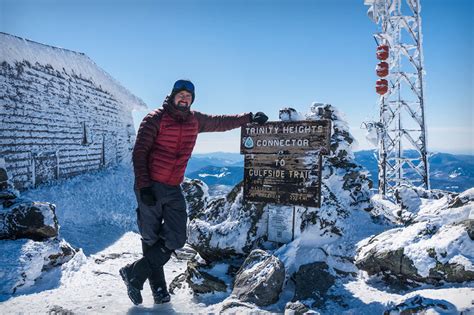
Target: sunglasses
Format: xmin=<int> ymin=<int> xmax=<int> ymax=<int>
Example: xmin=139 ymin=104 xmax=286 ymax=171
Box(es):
xmin=173 ymin=80 xmax=195 ymax=93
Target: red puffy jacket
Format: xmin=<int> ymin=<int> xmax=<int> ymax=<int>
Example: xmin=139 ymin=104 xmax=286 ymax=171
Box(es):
xmin=133 ymin=103 xmax=251 ymax=188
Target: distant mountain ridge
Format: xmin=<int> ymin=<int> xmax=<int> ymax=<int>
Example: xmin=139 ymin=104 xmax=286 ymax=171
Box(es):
xmin=187 ymin=151 xmax=474 ymax=193
xmin=186 ymin=152 xmax=243 ymax=173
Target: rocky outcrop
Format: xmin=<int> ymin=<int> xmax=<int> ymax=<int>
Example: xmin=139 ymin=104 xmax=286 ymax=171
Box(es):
xmin=356 ymin=188 xmax=474 ymax=284
xmin=394 ymin=185 xmax=455 ymax=223
xmin=292 ymin=262 xmax=335 ymax=307
xmin=186 ymin=104 xmax=375 ymax=266
xmin=0 ymin=201 xmax=59 ymax=241
xmin=187 ymin=182 xmax=267 ymax=262
xmin=309 ymin=104 xmax=373 ymax=212
xmin=232 ymin=249 xmax=285 ymax=306
xmin=298 ymin=104 xmax=374 ymax=242
xmin=181 ymin=178 xmax=209 ymax=221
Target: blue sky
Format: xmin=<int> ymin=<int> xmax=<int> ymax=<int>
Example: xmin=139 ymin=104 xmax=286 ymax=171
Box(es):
xmin=1 ymin=0 xmax=472 ymax=154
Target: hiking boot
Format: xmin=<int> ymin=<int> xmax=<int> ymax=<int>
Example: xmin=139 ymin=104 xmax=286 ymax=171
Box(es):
xmin=152 ymin=287 xmax=171 ymax=304
xmin=119 ymin=265 xmax=143 ymax=305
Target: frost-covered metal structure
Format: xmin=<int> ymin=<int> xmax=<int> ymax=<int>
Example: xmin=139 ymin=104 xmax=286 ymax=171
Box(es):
xmin=0 ymin=33 xmax=147 ymax=190
xmin=365 ymin=0 xmax=429 ymax=195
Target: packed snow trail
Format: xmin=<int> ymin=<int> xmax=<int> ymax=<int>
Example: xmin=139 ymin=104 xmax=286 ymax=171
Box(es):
xmin=0 ymin=232 xmax=211 ymax=313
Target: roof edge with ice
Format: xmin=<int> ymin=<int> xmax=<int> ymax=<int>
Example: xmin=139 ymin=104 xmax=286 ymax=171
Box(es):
xmin=0 ymin=32 xmax=147 ymax=112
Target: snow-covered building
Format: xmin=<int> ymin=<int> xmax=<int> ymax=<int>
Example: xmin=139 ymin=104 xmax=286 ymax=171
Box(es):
xmin=0 ymin=32 xmax=147 ymax=190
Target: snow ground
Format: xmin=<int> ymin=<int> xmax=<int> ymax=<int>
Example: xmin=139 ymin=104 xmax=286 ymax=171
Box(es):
xmin=1 ymin=164 xmax=473 ymax=314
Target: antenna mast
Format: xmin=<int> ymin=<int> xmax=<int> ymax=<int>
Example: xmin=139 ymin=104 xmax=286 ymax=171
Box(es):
xmin=365 ymin=0 xmax=429 ymax=195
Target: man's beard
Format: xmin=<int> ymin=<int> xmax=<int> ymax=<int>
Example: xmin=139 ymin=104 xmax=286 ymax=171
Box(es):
xmin=175 ymin=101 xmax=190 ymax=112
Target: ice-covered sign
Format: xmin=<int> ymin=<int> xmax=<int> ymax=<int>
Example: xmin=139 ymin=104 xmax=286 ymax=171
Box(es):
xmin=240 ymin=120 xmax=331 ymax=155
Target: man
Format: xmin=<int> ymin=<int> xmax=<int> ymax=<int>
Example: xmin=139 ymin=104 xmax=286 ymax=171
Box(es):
xmin=120 ymin=79 xmax=268 ymax=305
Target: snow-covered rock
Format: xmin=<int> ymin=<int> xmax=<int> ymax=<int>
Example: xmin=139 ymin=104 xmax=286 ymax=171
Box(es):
xmin=0 ymin=159 xmax=19 ymax=208
xmin=181 ymin=178 xmax=209 ymax=221
xmin=284 ymin=301 xmax=311 ymax=314
xmin=187 ymin=182 xmax=267 ymax=261
xmin=174 ymin=243 xmax=198 ymax=261
xmin=356 ymin=188 xmax=474 ymax=284
xmin=169 ymin=258 xmax=227 ymax=295
xmin=232 ymin=249 xmax=285 ymax=306
xmin=219 ymin=298 xmax=260 ymax=314
xmin=0 ymin=237 xmax=77 ymax=295
xmin=307 ymin=103 xmax=373 ymax=212
xmin=279 ymin=107 xmax=305 ymax=121
xmin=394 ymin=184 xmax=455 ymax=224
xmin=0 ymin=201 xmax=59 ymax=241
xmin=385 ymin=295 xmax=458 ymax=315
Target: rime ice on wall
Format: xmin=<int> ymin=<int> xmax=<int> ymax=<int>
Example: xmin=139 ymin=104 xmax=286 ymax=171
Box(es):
xmin=0 ymin=33 xmax=147 ymax=190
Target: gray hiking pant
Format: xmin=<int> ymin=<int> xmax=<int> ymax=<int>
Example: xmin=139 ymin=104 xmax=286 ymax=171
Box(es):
xmin=135 ymin=181 xmax=188 ymax=250
xmin=128 ymin=181 xmax=188 ymax=291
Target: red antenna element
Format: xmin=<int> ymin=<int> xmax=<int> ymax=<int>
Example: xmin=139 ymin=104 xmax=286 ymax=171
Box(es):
xmin=376 ymin=45 xmax=389 ymax=60
xmin=376 ymin=79 xmax=388 ymax=95
xmin=376 ymin=62 xmax=389 ymax=77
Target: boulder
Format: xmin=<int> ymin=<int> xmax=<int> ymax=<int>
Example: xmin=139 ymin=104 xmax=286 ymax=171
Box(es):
xmin=284 ymin=301 xmax=310 ymax=315
xmin=169 ymin=259 xmax=227 ymax=295
xmin=356 ymin=220 xmax=474 ymax=284
xmin=186 ymin=260 xmax=227 ymax=294
xmin=448 ymin=187 xmax=474 ymax=209
xmin=232 ymin=249 xmax=285 ymax=306
xmin=357 ymin=187 xmax=474 ymax=285
xmin=384 ymin=295 xmax=457 ymax=315
xmin=187 ymin=182 xmax=267 ymax=262
xmin=0 ymin=237 xmax=77 ymax=294
xmin=219 ymin=299 xmax=256 ymax=313
xmin=292 ymin=262 xmax=335 ymax=307
xmin=0 ymin=201 xmax=59 ymax=241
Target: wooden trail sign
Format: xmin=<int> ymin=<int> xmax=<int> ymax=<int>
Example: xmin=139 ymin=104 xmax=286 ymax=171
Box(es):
xmin=240 ymin=120 xmax=331 ymax=155
xmin=241 ymin=120 xmax=331 ymax=208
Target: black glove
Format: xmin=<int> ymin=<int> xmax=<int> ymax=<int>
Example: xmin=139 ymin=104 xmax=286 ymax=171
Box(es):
xmin=140 ymin=186 xmax=156 ymax=207
xmin=251 ymin=112 xmax=268 ymax=125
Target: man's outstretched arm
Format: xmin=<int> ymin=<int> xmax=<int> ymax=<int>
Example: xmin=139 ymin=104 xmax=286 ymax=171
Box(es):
xmin=195 ymin=111 xmax=267 ymax=133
